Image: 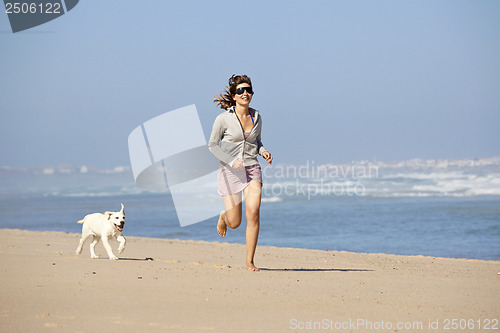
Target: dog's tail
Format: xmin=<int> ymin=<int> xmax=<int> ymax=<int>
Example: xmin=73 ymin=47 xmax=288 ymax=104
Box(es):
xmin=77 ymin=219 xmax=84 ymax=224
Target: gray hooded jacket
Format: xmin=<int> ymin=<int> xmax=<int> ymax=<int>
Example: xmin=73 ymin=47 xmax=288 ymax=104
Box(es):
xmin=208 ymin=107 xmax=267 ymax=167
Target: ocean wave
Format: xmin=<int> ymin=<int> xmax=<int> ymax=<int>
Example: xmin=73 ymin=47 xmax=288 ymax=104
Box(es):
xmin=367 ymin=192 xmax=499 ymax=198
xmin=261 ymin=170 xmax=500 ymax=198
xmin=380 ymin=171 xmax=470 ymax=180
xmin=261 ymin=196 xmax=283 ymax=203
xmin=40 ymin=186 xmax=162 ymax=198
xmin=2 ymin=158 xmax=500 ymax=199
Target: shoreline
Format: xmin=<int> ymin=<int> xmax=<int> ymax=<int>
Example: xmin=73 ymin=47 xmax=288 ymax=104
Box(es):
xmin=4 ymin=226 xmax=499 ymax=263
xmin=1 ymin=228 xmax=499 ymax=332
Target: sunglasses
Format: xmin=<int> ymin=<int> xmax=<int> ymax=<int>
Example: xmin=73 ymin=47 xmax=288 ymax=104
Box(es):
xmin=235 ymin=87 xmax=254 ymax=95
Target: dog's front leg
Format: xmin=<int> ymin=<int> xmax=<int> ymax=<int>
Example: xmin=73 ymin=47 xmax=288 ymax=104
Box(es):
xmin=90 ymin=235 xmax=101 ymax=259
xmin=101 ymin=236 xmax=118 ymax=260
xmin=117 ymin=235 xmax=126 ymax=254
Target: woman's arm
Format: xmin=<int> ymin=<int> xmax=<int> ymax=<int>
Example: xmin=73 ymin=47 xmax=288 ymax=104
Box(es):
xmin=256 ymin=116 xmax=272 ymax=164
xmin=208 ymin=114 xmax=236 ymax=165
xmin=256 ymin=114 xmax=266 ymax=155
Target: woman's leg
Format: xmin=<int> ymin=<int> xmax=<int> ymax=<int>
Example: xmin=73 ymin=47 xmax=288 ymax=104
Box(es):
xmin=243 ymin=181 xmax=262 ymax=271
xmin=217 ymin=192 xmax=243 ymax=237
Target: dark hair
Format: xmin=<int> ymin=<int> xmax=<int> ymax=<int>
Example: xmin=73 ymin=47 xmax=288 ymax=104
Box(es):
xmin=213 ymin=74 xmax=253 ymax=110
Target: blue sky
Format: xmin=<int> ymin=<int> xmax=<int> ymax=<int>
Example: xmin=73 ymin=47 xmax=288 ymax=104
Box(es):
xmin=1 ymin=0 xmax=499 ymax=168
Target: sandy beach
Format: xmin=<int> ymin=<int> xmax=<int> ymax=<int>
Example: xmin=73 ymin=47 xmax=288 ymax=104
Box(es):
xmin=0 ymin=228 xmax=498 ymax=332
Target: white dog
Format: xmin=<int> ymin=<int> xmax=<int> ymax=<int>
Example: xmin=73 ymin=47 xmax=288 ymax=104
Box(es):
xmin=75 ymin=203 xmax=126 ymax=260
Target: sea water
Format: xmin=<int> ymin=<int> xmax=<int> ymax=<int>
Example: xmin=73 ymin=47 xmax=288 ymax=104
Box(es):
xmin=1 ymin=158 xmax=499 ymax=260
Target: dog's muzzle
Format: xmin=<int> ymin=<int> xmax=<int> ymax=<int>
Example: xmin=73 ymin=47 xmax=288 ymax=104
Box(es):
xmin=115 ymin=222 xmax=125 ymax=231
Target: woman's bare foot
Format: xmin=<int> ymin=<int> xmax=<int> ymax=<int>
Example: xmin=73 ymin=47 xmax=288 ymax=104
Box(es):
xmin=246 ymin=262 xmax=260 ymax=271
xmin=217 ymin=211 xmax=227 ymax=237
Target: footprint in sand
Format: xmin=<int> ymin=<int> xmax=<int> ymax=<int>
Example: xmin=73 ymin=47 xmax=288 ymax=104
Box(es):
xmin=191 ymin=261 xmax=208 ymax=265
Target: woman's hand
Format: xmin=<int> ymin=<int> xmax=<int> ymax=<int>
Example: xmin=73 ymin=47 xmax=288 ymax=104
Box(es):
xmin=262 ymin=151 xmax=273 ymax=165
xmin=231 ymin=158 xmax=244 ymax=170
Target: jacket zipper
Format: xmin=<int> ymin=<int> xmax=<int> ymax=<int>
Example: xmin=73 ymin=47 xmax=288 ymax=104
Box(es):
xmin=234 ymin=109 xmax=256 ymax=162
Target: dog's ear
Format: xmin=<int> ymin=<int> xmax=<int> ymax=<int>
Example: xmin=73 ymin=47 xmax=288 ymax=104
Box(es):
xmin=103 ymin=212 xmax=113 ymax=220
xmin=120 ymin=203 xmax=125 ymax=214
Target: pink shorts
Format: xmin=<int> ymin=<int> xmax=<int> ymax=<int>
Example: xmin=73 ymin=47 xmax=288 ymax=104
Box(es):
xmin=218 ymin=163 xmax=262 ymax=196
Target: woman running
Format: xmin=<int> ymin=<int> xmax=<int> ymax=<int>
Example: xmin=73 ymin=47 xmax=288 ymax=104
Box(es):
xmin=208 ymin=74 xmax=273 ymax=271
